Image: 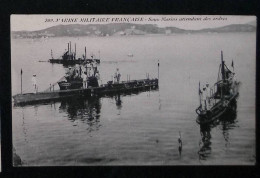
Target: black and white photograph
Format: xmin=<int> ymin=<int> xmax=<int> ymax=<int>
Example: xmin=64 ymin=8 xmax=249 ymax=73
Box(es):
xmin=11 ymin=15 xmax=256 ymax=166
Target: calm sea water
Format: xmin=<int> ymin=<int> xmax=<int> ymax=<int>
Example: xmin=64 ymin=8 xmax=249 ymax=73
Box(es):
xmin=12 ymin=33 xmax=256 ymax=165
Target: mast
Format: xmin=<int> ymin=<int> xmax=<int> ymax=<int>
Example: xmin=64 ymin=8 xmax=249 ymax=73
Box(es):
xmin=221 ymin=51 xmax=225 ymax=81
xmin=85 ymin=47 xmax=86 ymax=60
xmin=199 ymin=81 xmax=201 ymax=106
xmin=158 ymin=60 xmax=160 ymax=84
xmin=70 ymin=41 xmax=71 ymax=54
xmin=231 ymin=60 xmax=234 ymax=72
xmin=67 ymin=43 xmax=69 ymax=53
xmin=75 ymin=43 xmax=76 ymax=59
xmin=20 ymin=69 xmax=23 ymax=94
xmin=221 ymin=82 xmax=223 ymax=100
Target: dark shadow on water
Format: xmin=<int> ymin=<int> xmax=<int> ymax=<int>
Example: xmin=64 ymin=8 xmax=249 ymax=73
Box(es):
xmin=178 ymin=140 xmax=182 ymax=157
xmin=198 ymin=124 xmax=212 ymax=160
xmin=14 ymin=89 xmax=158 ymax=136
xmin=198 ymin=100 xmax=238 ymax=161
xmin=59 ymin=96 xmax=102 ymax=133
xmin=218 ymin=107 xmax=238 ymax=148
xmin=59 ymin=94 xmax=124 ymax=120
xmin=57 ymin=91 xmax=152 ymax=133
xmin=115 ymin=94 xmax=122 ymax=110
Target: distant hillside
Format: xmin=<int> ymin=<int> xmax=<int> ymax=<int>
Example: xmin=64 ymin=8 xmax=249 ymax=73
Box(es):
xmin=197 ymin=24 xmax=256 ymax=33
xmin=11 ymin=22 xmax=256 ymax=39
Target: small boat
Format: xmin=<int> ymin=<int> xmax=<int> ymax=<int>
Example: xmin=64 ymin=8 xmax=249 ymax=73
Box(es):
xmin=195 ymin=51 xmax=240 ymax=125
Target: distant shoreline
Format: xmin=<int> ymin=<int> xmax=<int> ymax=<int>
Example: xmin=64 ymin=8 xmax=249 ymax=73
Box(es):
xmin=11 ymin=23 xmax=256 ymax=39
xmin=11 ymin=31 xmax=256 ymax=40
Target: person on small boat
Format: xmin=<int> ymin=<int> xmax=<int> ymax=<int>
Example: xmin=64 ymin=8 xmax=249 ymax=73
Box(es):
xmin=201 ymin=85 xmax=208 ymax=110
xmin=205 ymin=82 xmax=211 ymax=107
xmin=31 ymin=74 xmax=37 ymax=93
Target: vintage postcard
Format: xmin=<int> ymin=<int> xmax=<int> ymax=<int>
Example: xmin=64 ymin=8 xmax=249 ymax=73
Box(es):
xmin=11 ymin=15 xmax=256 ymax=166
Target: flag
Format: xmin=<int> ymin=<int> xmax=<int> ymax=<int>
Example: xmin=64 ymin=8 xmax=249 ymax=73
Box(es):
xmin=21 ymin=69 xmax=23 ymax=75
xmin=231 ymin=60 xmax=234 ymax=68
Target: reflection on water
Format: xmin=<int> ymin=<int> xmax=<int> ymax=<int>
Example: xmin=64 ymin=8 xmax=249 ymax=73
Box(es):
xmin=21 ymin=109 xmax=28 ymax=143
xmin=198 ymin=124 xmax=212 ymax=160
xmin=59 ymin=97 xmax=102 ymax=133
xmin=198 ymin=101 xmax=238 ymax=161
xmin=178 ymin=134 xmax=182 ymax=157
xmin=219 ymin=109 xmax=238 ymax=148
xmin=54 ymin=93 xmax=132 ymax=133
xmin=115 ymin=94 xmax=122 ymax=110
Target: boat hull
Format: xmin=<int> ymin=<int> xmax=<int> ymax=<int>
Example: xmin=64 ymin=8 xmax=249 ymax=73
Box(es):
xmin=13 ymin=79 xmax=158 ymax=106
xmin=49 ymin=58 xmax=100 ymax=65
xmin=13 ymin=89 xmax=91 ymax=106
xmin=196 ymin=93 xmax=238 ymax=125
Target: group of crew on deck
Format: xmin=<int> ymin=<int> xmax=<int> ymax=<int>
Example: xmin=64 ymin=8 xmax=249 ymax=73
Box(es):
xmin=64 ymin=61 xmax=121 ymax=89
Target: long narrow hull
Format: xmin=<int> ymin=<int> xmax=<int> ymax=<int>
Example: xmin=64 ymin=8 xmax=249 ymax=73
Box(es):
xmin=196 ymin=93 xmax=238 ymax=125
xmin=13 ymin=79 xmax=158 ymax=106
xmin=13 ymin=89 xmax=90 ymax=106
xmin=49 ymin=58 xmax=100 ymax=65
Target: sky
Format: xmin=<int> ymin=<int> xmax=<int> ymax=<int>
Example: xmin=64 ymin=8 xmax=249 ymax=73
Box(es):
xmin=11 ymin=15 xmax=256 ymax=31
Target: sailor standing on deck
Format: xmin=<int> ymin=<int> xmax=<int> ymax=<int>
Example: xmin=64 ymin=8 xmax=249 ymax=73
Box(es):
xmin=85 ymin=63 xmax=90 ymax=77
xmin=93 ymin=61 xmax=97 ymax=75
xmin=83 ymin=64 xmax=90 ymax=88
xmin=201 ymin=85 xmax=208 ymax=110
xmin=114 ymin=68 xmax=121 ymax=84
xmin=83 ymin=72 xmax=87 ymax=88
xmin=32 ymin=74 xmax=37 ymax=93
xmin=89 ymin=63 xmax=94 ymax=77
xmin=205 ymin=82 xmax=211 ymax=108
